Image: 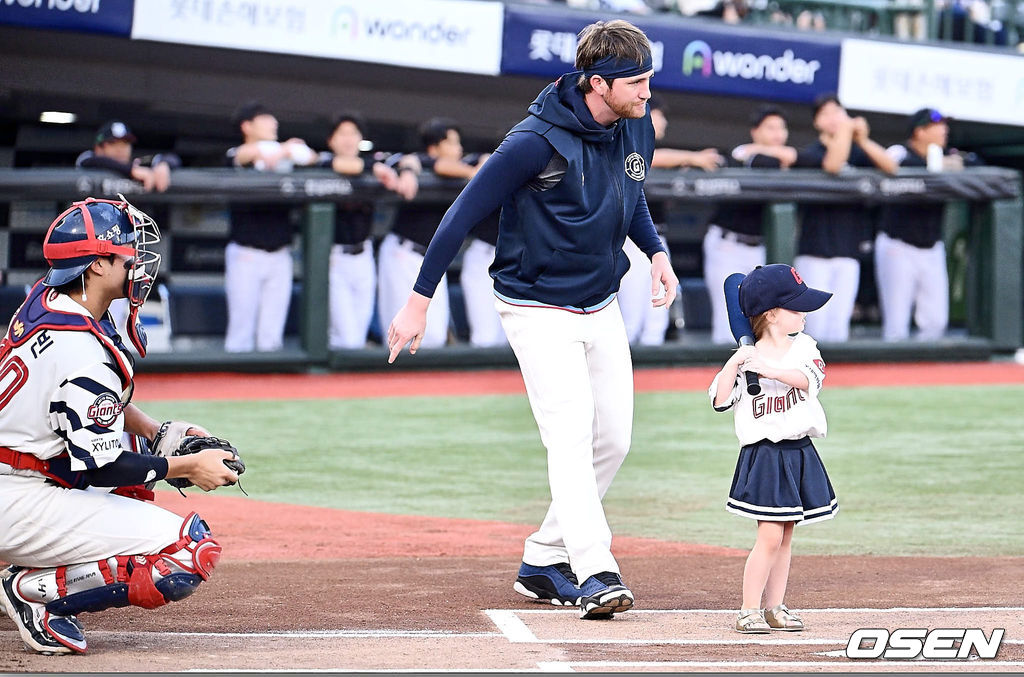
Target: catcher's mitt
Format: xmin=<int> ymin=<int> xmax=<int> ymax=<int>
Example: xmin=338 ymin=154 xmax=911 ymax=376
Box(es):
xmin=165 ymin=435 xmax=246 ymax=492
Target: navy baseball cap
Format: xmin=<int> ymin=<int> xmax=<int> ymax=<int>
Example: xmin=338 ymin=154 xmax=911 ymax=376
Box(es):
xmin=95 ymin=120 xmax=136 ymax=145
xmin=907 ymin=107 xmax=950 ymax=137
xmin=739 ymin=264 xmax=833 ymax=318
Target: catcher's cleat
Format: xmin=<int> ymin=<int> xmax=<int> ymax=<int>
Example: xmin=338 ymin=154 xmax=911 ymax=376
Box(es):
xmin=513 ymin=562 xmax=582 ymax=606
xmin=579 ymin=571 xmax=634 ymax=620
xmin=1 ymin=567 xmax=86 ymax=654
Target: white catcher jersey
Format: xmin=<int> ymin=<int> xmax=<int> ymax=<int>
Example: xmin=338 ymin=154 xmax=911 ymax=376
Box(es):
xmin=0 ymin=292 xmax=131 ymax=474
xmin=709 ymin=333 xmax=827 ymax=446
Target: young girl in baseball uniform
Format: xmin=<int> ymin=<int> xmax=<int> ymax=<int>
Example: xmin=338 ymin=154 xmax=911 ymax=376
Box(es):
xmin=709 ymin=264 xmax=839 ymax=634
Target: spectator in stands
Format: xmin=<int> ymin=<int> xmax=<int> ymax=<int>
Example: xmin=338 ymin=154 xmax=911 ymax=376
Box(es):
xmin=223 ymin=101 xmax=317 ymax=352
xmin=319 ymin=112 xmax=417 ymax=349
xmin=792 ymin=93 xmax=896 ymax=342
xmin=619 ymin=96 xmax=723 ymax=346
xmin=704 ymin=105 xmax=798 ymax=344
xmin=567 ymin=0 xmax=654 ymax=15
xmin=671 ymin=0 xmax=748 ymax=23
xmin=875 ymin=108 xmax=980 ymax=341
xmin=76 ymin=120 xmax=179 ymax=193
xmin=937 ymin=0 xmax=1009 ymax=46
xmin=377 ymin=118 xmax=489 ymax=349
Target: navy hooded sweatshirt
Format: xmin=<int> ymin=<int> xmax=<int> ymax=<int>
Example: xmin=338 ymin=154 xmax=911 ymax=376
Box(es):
xmin=413 ymin=74 xmax=664 ymax=310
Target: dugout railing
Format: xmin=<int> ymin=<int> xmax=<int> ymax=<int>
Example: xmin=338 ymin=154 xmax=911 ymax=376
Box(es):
xmin=0 ymin=166 xmax=1020 ymax=371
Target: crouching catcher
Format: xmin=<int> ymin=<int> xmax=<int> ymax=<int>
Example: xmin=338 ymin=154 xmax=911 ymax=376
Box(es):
xmin=0 ymin=196 xmax=242 ymax=654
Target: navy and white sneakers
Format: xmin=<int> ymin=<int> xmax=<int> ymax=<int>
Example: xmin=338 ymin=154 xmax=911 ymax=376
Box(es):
xmin=513 ymin=562 xmax=582 ymax=606
xmin=579 ymin=571 xmax=634 ymax=620
xmin=0 ymin=567 xmax=86 ymax=655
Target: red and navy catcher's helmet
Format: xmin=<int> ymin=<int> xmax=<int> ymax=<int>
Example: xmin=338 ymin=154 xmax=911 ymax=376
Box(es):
xmin=42 ymin=195 xmax=161 ymax=356
xmin=42 ymin=196 xmax=161 ymax=309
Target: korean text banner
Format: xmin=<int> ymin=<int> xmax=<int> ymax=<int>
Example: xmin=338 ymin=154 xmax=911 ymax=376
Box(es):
xmin=501 ymin=5 xmax=839 ymax=103
xmin=0 ymin=0 xmax=134 ymax=36
xmin=131 ymin=0 xmax=504 ymax=75
xmin=839 ymin=38 xmax=1024 ymax=127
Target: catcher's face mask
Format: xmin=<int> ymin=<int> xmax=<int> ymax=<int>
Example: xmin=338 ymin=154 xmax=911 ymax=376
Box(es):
xmin=117 ymin=194 xmax=162 ymax=309
xmin=117 ymin=194 xmax=162 ymax=357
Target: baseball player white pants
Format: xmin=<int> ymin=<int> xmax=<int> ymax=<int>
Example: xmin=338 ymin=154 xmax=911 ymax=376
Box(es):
xmin=874 ymin=232 xmax=948 ymax=341
xmin=792 ymin=254 xmax=860 ymax=342
xmin=703 ymin=225 xmax=766 ymax=344
xmin=618 ymin=236 xmax=670 ymax=346
xmin=328 ymin=241 xmax=376 ymax=349
xmin=0 ymin=475 xmax=184 ymax=566
xmin=224 ymin=242 xmax=293 ymax=352
xmin=377 ymin=232 xmax=449 ymax=349
xmin=459 ymin=239 xmax=506 ymax=347
xmin=497 ymin=298 xmax=633 ymax=583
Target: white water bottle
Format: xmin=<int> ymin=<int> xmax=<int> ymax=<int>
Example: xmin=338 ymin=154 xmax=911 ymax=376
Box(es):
xmin=926 ymin=143 xmax=944 ymax=172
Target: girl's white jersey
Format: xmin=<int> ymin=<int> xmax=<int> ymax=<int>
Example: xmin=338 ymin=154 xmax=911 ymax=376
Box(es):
xmin=709 ymin=332 xmax=827 ymax=446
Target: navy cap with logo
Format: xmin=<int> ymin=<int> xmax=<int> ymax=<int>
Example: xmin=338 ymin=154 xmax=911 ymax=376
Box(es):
xmin=232 ymin=100 xmax=270 ymax=127
xmin=739 ymin=264 xmax=833 ymax=318
xmin=906 ymin=108 xmax=949 ymax=138
xmin=95 ymin=120 xmax=136 ymax=145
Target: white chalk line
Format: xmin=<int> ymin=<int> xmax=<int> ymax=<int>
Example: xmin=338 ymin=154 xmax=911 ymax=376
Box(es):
xmin=507 ymin=606 xmax=1024 ymax=614
xmin=484 ymin=606 xmax=1024 ymax=646
xmin=541 ymin=660 xmax=1024 ymax=669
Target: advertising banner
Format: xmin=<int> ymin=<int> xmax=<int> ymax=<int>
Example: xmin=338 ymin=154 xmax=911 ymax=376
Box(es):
xmin=501 ymin=6 xmax=839 ymax=103
xmin=0 ymin=0 xmax=134 ymax=36
xmin=131 ymin=0 xmax=503 ymax=75
xmin=839 ymin=38 xmax=1024 ymax=127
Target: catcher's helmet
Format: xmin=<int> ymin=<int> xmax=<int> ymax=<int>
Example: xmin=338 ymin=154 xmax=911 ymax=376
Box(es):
xmin=42 ymin=196 xmax=161 ymax=308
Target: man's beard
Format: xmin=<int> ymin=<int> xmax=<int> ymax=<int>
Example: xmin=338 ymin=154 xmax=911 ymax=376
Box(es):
xmin=605 ymin=95 xmax=645 ymax=120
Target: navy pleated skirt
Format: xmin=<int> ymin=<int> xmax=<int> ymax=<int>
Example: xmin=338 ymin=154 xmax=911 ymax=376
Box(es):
xmin=726 ymin=437 xmax=838 ymax=525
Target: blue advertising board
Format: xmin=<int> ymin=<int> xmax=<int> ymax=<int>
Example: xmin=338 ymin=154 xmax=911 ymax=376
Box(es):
xmin=501 ymin=6 xmax=840 ymax=104
xmin=0 ymin=0 xmax=133 ymax=37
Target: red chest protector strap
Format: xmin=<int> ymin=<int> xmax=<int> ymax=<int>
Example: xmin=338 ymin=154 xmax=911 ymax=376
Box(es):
xmin=0 ymin=445 xmax=80 ymax=488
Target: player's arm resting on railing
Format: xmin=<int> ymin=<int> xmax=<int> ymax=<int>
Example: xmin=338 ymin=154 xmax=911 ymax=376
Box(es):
xmin=852 ymin=117 xmax=898 ymax=175
xmin=652 ymin=147 xmax=724 ymax=171
xmin=821 ymin=119 xmax=854 ymax=175
xmin=733 ymin=144 xmax=798 ymax=169
xmin=332 ymin=155 xmax=365 ymax=175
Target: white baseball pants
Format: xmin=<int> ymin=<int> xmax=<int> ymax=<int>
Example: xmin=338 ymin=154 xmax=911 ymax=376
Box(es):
xmin=703 ymin=225 xmax=766 ymax=344
xmin=377 ymin=233 xmax=450 ymax=349
xmin=224 ymin=242 xmax=293 ymax=352
xmin=459 ymin=239 xmax=506 ymax=347
xmin=874 ymin=232 xmax=948 ymax=341
xmin=0 ymin=475 xmax=184 ymax=566
xmin=497 ymin=298 xmax=633 ymax=582
xmin=328 ymin=241 xmax=376 ymax=349
xmin=792 ymin=254 xmax=860 ymax=342
xmin=618 ymin=237 xmax=670 ymax=346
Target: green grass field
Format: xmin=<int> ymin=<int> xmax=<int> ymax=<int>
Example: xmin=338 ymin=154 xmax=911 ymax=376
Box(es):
xmin=142 ymin=383 xmax=1024 ymax=557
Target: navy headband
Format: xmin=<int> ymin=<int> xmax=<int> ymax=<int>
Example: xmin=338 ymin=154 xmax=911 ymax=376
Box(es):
xmin=581 ymin=52 xmax=654 ymax=80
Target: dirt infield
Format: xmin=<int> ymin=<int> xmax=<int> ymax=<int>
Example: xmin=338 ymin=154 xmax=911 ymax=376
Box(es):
xmin=0 ymin=493 xmax=1020 ymax=671
xmin=1 ymin=364 xmax=1022 ymax=671
xmin=131 ymin=361 xmax=1024 ymax=401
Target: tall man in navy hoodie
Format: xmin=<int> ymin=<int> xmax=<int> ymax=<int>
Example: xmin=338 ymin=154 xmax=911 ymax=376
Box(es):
xmin=387 ymin=20 xmax=677 ymax=620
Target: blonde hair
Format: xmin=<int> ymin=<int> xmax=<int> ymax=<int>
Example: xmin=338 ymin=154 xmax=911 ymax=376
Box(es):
xmin=575 ymin=20 xmax=652 ymax=93
xmin=750 ymin=310 xmax=773 ymax=341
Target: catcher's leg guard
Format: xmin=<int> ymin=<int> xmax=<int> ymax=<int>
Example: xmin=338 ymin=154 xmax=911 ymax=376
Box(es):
xmin=13 ymin=512 xmax=221 ymax=618
xmin=1 ymin=565 xmax=86 ymax=655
